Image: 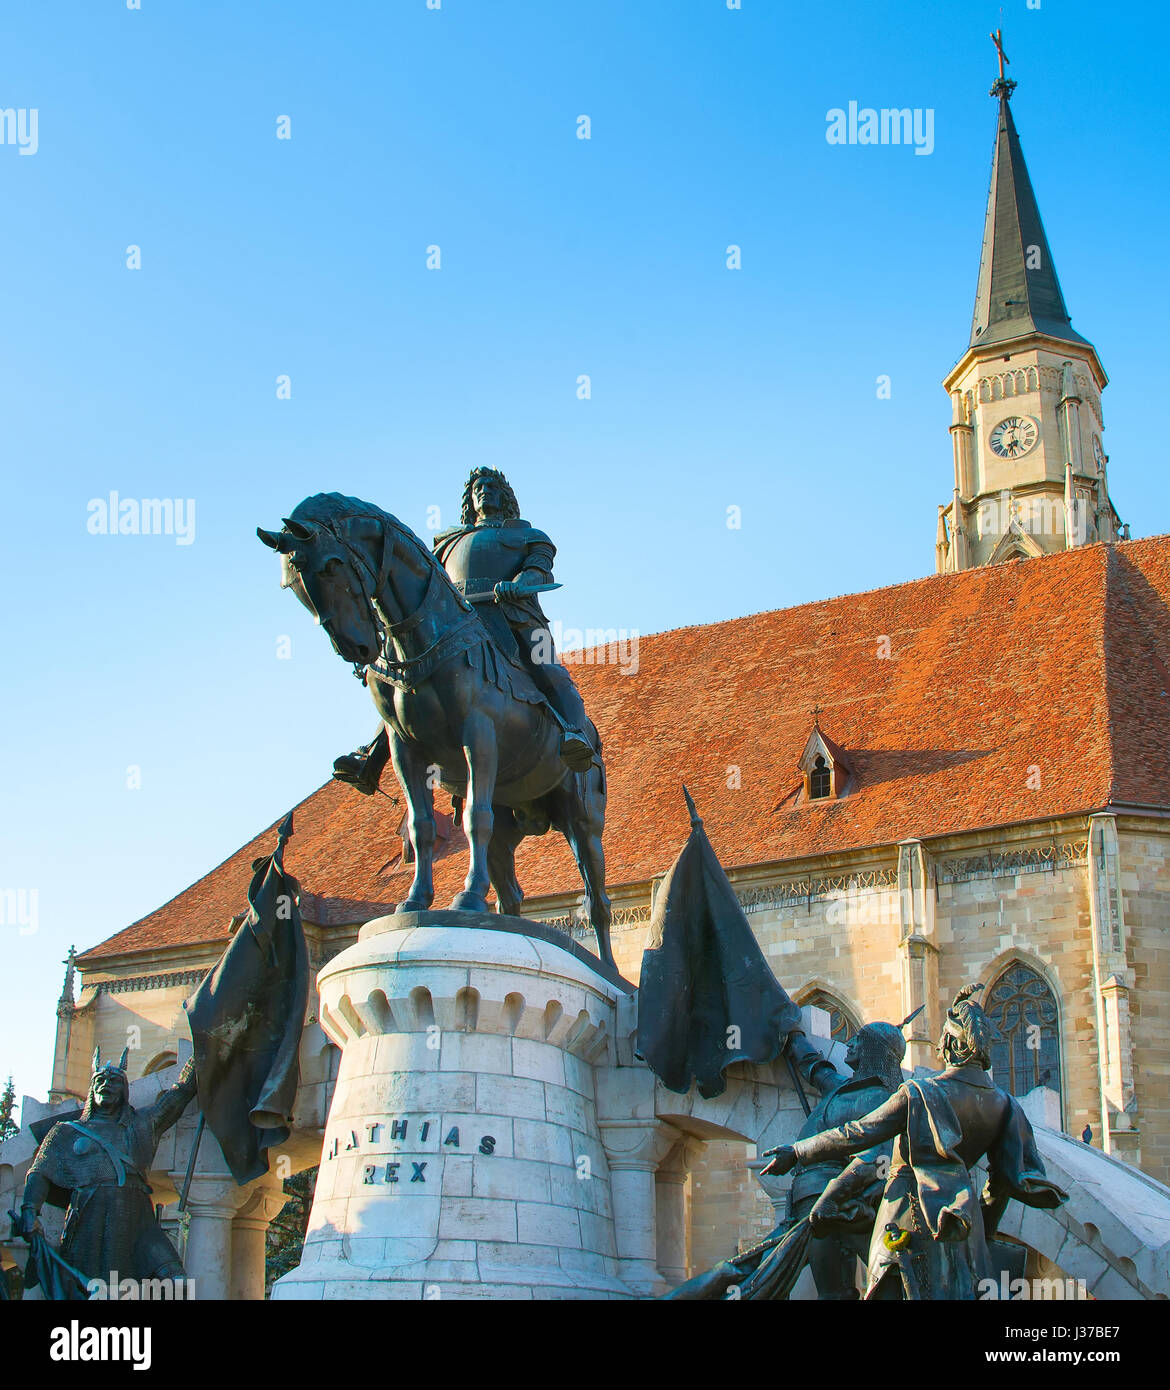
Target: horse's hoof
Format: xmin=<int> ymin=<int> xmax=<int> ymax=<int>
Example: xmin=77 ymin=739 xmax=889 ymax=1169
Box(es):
xmin=450 ymin=891 xmax=488 ymax=914
xmin=395 ymin=899 xmax=433 ymax=915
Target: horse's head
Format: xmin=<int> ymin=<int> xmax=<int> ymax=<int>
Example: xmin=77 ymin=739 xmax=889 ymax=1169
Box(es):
xmin=258 ymin=504 xmax=385 ymax=667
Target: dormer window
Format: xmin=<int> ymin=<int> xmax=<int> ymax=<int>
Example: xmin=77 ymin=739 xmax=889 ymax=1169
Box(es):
xmin=796 ymin=716 xmax=854 ymax=804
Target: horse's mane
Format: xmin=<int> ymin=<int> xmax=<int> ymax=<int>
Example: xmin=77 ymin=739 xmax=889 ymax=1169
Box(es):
xmin=288 ymin=492 xmax=394 ymax=534
xmin=287 ymin=493 xmax=462 ymax=602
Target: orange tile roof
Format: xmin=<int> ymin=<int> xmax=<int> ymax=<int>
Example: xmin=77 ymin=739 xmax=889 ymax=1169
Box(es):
xmin=78 ymin=537 xmax=1170 ymax=964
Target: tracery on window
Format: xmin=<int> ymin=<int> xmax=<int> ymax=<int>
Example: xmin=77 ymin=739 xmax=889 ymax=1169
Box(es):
xmin=986 ymin=963 xmax=1061 ymax=1103
xmin=802 ymin=990 xmax=858 ymax=1044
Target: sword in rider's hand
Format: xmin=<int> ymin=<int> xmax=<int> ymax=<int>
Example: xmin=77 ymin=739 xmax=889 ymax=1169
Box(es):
xmin=466 ymin=582 xmax=561 ymax=603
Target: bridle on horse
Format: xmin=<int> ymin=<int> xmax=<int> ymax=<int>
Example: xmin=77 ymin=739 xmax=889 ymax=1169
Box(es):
xmin=303 ymin=512 xmax=479 ymax=689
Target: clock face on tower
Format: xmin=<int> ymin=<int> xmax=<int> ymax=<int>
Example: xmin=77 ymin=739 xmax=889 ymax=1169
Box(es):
xmin=989 ymin=415 xmax=1040 ymax=459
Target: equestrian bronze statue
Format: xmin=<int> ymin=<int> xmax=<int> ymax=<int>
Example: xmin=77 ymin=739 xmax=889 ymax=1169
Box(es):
xmin=258 ymin=475 xmax=613 ymax=966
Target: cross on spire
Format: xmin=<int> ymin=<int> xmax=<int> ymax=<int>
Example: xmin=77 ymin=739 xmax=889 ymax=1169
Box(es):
xmin=58 ymin=944 xmax=77 ymax=1013
xmin=991 ymin=28 xmax=1009 ymax=81
xmin=989 ymin=28 xmax=1017 ymax=100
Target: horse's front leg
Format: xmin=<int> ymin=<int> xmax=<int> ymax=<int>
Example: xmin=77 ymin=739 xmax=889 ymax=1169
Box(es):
xmin=451 ymin=712 xmax=496 ymax=913
xmin=388 ymin=730 xmax=436 ymax=913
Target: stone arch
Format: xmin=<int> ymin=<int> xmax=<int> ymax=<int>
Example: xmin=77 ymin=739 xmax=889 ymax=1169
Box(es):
xmin=988 ymin=525 xmax=1045 ymax=564
xmin=654 ymin=1058 xmax=805 ymax=1151
xmin=142 ymin=1050 xmax=177 ymax=1076
xmin=650 ymin=1058 xmax=811 ymax=1286
xmin=980 ymin=948 xmax=1067 ymax=1127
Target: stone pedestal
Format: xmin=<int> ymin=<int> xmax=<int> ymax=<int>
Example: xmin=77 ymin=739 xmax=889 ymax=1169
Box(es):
xmin=273 ymin=911 xmax=635 ymax=1300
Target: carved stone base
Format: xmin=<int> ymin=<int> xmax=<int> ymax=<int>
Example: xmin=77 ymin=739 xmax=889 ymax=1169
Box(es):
xmin=272 ymin=911 xmax=636 ymax=1299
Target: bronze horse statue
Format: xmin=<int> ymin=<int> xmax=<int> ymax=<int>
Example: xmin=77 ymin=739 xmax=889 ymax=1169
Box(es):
xmin=258 ymin=493 xmax=613 ymax=967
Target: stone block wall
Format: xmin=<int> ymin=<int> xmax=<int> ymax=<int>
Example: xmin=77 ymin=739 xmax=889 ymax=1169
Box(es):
xmin=937 ymin=864 xmax=1097 ymax=1141
xmin=687 ymin=1139 xmax=775 ymax=1272
xmin=1118 ymin=823 xmax=1170 ymax=1186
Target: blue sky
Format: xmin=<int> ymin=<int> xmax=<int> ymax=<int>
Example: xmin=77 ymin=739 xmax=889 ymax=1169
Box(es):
xmin=2 ymin=0 xmax=1168 ymax=1112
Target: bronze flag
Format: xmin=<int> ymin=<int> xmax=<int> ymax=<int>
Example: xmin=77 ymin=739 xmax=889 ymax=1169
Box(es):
xmin=184 ymin=812 xmax=309 ymax=1186
xmin=636 ymin=788 xmax=803 ymax=1099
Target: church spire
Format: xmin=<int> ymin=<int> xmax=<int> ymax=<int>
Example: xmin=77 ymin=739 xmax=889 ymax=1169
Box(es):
xmin=936 ymin=34 xmax=1122 ymax=575
xmin=58 ymin=944 xmax=76 ymax=1015
xmin=969 ymin=34 xmax=1089 ymax=354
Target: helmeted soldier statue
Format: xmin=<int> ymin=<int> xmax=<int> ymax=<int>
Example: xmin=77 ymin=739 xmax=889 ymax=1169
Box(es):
xmin=18 ymin=1047 xmax=198 ymax=1296
xmin=664 ymin=1015 xmax=910 ymax=1301
xmin=333 ymin=467 xmax=594 ymax=794
xmin=787 ymin=1017 xmax=913 ymax=1299
xmin=762 ymin=984 xmax=1068 ymax=1300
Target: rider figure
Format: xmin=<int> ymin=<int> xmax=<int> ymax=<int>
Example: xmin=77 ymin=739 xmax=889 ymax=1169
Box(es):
xmin=333 ymin=468 xmax=595 ymax=793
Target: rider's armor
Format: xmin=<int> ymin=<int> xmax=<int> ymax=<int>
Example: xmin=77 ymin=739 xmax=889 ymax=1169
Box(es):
xmin=333 ymin=512 xmax=594 ymax=792
xmin=434 ymin=517 xmax=556 ymax=654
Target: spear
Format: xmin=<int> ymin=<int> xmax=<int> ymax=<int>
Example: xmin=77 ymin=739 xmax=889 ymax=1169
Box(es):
xmin=177 ymin=1113 xmax=205 ymax=1213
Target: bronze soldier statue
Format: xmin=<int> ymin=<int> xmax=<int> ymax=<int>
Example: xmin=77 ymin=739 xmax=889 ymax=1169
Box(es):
xmin=18 ymin=1048 xmax=198 ymax=1296
xmin=762 ymin=984 xmax=1068 ymax=1300
xmin=787 ymin=1017 xmax=913 ymax=1299
xmin=334 ymin=467 xmax=594 ymax=794
xmin=665 ymin=1017 xmax=909 ymax=1300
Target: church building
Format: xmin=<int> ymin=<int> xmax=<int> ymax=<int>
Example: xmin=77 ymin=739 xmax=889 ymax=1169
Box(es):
xmin=5 ymin=58 xmax=1169 ymax=1297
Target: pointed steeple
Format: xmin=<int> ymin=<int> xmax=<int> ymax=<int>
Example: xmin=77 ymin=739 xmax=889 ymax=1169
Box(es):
xmin=969 ymin=84 xmax=1088 ymax=353
xmin=937 ymin=35 xmax=1121 ymax=575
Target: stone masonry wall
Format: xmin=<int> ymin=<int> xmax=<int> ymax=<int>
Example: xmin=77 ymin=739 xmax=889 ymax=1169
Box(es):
xmin=1118 ymin=824 xmax=1170 ymax=1186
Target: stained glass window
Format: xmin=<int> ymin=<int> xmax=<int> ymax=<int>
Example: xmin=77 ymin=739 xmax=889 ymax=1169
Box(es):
xmin=803 ymin=991 xmax=857 ymax=1044
xmin=986 ymin=963 xmax=1061 ymax=1104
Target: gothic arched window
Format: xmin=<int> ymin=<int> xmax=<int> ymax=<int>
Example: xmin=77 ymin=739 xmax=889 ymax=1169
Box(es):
xmin=986 ymin=963 xmax=1061 ymax=1104
xmin=810 ymin=756 xmax=831 ymax=800
xmin=803 ymin=991 xmax=858 ymax=1045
